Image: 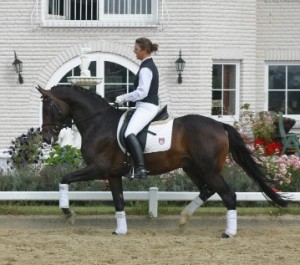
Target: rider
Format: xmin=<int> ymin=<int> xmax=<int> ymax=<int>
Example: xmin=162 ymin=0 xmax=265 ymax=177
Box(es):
xmin=115 ymin=37 xmax=160 ymax=179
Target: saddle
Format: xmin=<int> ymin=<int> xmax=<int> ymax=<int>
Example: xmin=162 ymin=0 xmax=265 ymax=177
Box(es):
xmin=119 ymin=105 xmax=169 ymax=151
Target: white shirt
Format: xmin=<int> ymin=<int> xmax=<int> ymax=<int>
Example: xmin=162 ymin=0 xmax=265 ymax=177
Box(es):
xmin=122 ymin=57 xmax=153 ymax=102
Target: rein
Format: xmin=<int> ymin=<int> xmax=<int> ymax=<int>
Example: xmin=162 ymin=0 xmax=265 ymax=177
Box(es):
xmin=73 ymin=103 xmax=119 ymax=125
xmin=73 ymin=110 xmax=105 ymax=125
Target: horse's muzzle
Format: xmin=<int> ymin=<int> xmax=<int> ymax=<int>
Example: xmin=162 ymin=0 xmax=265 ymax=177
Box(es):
xmin=43 ymin=131 xmax=58 ymax=145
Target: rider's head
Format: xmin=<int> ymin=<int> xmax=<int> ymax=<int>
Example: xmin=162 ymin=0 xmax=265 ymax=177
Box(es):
xmin=134 ymin=37 xmax=158 ymax=60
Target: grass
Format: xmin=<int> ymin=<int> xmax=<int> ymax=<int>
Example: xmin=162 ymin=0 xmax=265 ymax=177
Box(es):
xmin=0 ymin=202 xmax=300 ymax=216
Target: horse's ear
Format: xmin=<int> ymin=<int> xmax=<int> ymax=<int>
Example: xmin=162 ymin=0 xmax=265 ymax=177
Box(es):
xmin=36 ymin=85 xmax=49 ymax=97
xmin=36 ymin=85 xmax=44 ymax=94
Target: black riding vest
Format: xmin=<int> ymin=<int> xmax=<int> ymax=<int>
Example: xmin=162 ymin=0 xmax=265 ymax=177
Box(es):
xmin=134 ymin=58 xmax=159 ymax=106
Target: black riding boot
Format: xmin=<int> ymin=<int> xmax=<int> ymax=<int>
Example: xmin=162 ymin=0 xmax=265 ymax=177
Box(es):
xmin=125 ymin=134 xmax=148 ymax=179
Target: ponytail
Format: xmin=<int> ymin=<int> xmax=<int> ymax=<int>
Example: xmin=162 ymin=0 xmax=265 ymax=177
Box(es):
xmin=135 ymin=37 xmax=159 ymax=53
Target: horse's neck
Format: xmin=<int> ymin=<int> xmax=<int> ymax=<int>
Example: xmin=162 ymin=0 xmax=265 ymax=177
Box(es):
xmin=64 ymin=92 xmax=110 ymax=122
xmin=53 ymin=87 xmax=119 ymax=135
xmin=71 ymin=103 xmax=121 ymax=136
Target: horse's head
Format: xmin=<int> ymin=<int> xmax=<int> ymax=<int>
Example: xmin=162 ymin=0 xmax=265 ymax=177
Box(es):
xmin=37 ymin=86 xmax=71 ymax=145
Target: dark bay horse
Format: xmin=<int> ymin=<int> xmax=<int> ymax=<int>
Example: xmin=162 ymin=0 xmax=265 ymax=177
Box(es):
xmin=37 ymin=85 xmax=288 ymax=238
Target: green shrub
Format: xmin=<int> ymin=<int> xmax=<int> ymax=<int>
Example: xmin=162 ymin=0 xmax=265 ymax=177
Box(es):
xmin=223 ymin=164 xmax=260 ymax=192
xmin=45 ymin=145 xmax=84 ymax=168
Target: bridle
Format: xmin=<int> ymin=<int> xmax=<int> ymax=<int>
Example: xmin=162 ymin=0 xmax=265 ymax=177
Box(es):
xmin=41 ymin=94 xmax=116 ymax=137
xmin=41 ymin=96 xmax=68 ymax=137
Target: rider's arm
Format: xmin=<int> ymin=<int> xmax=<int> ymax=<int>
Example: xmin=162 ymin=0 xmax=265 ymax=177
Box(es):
xmin=121 ymin=67 xmax=153 ymax=102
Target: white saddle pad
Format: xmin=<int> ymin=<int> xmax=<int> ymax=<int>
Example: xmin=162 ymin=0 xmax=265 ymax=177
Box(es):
xmin=117 ymin=112 xmax=174 ymax=154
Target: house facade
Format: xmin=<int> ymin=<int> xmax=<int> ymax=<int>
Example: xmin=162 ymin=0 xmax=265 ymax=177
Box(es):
xmin=0 ymin=0 xmax=300 ymax=151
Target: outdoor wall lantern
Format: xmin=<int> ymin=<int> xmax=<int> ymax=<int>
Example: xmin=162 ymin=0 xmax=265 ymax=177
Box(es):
xmin=12 ymin=51 xmax=23 ymax=84
xmin=175 ymin=50 xmax=185 ymax=84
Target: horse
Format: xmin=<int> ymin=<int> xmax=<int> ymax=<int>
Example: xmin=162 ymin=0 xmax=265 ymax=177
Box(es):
xmin=37 ymin=84 xmax=288 ymax=238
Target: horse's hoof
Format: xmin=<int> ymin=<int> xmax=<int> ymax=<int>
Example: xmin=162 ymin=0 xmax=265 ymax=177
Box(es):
xmin=179 ymin=214 xmax=189 ymax=226
xmin=178 ymin=223 xmax=186 ymax=233
xmin=65 ymin=211 xmax=76 ymax=225
xmin=221 ymin=232 xmax=233 ymax=238
xmin=112 ymin=231 xmax=126 ymax=235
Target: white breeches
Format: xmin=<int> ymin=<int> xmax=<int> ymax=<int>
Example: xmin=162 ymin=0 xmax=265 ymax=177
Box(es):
xmin=125 ymin=101 xmax=160 ymax=137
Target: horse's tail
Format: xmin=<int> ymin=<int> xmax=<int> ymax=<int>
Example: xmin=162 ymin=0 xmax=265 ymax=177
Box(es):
xmin=223 ymin=123 xmax=288 ymax=207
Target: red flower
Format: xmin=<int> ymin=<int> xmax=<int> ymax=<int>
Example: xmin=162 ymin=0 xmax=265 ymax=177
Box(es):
xmin=264 ymin=141 xmax=282 ymax=156
xmin=254 ymin=138 xmax=266 ymax=147
xmin=254 ymin=138 xmax=282 ymax=156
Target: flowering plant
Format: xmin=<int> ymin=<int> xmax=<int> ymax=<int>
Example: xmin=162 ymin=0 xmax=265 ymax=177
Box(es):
xmin=6 ymin=128 xmax=44 ymax=168
xmin=226 ymin=143 xmax=300 ymax=191
xmin=234 ymin=104 xmax=277 ymax=143
xmin=252 ymin=112 xmax=277 ymax=142
xmin=254 ymin=138 xmax=282 ymax=156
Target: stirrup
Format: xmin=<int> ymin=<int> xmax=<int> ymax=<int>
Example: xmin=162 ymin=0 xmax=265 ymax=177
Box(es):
xmin=124 ymin=166 xmax=148 ymax=180
xmin=124 ymin=167 xmax=134 ymax=179
xmin=134 ymin=167 xmax=148 ymax=179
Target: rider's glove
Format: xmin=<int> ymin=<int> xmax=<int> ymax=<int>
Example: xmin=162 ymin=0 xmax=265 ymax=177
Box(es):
xmin=115 ymin=95 xmax=125 ymax=106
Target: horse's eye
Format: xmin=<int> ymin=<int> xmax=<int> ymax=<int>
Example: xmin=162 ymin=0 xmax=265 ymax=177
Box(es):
xmin=52 ymin=126 xmax=60 ymax=133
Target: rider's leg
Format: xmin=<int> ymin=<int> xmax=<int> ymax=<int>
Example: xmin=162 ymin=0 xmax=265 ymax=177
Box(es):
xmin=125 ymin=102 xmax=159 ymax=179
xmin=125 ymin=133 xmax=148 ymax=179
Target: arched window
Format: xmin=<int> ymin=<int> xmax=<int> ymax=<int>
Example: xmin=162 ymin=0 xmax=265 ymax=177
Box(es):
xmin=46 ymin=53 xmax=138 ymax=104
xmin=103 ymin=61 xmax=135 ymax=107
xmin=43 ymin=53 xmax=138 ymax=144
xmin=55 ymin=54 xmax=137 ymax=107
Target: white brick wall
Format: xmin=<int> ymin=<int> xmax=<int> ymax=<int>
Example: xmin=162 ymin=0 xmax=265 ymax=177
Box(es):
xmin=256 ymin=0 xmax=300 ymax=130
xmin=0 ymin=0 xmax=299 ymax=148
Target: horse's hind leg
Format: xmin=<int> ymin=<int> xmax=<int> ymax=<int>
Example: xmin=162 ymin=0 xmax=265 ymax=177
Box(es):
xmin=180 ymin=167 xmax=215 ymax=227
xmin=204 ymin=173 xmax=237 ymax=238
xmin=179 ymin=184 xmax=215 ymax=228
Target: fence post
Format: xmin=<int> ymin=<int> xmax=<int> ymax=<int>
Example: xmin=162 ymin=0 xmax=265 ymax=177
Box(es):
xmin=149 ymin=187 xmax=158 ymax=218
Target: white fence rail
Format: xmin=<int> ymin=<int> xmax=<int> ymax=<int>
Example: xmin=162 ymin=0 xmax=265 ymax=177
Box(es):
xmin=1 ymin=188 xmax=299 ymax=217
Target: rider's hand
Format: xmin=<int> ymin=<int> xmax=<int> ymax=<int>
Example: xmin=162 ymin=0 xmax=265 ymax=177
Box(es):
xmin=115 ymin=95 xmax=125 ymax=106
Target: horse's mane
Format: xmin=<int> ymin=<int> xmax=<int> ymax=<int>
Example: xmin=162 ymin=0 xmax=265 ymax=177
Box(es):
xmin=51 ymin=84 xmax=111 ymax=106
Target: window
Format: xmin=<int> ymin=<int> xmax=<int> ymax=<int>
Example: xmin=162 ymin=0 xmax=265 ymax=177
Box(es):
xmin=104 ymin=61 xmax=135 ymax=107
xmin=268 ymin=64 xmax=300 ymax=115
xmin=43 ymin=0 xmax=158 ymax=27
xmin=104 ymin=0 xmax=152 ymax=14
xmin=212 ymin=62 xmax=239 ymax=117
xmin=57 ymin=56 xmax=136 ymax=108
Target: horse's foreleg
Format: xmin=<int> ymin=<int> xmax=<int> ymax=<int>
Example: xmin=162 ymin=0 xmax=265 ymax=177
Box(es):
xmin=108 ymin=177 xmax=127 ymax=235
xmin=59 ymin=165 xmax=99 ymax=224
xmin=179 ymin=184 xmax=215 ymax=227
xmin=114 ymin=211 xmax=127 ymax=235
xmin=59 ymin=183 xmax=75 ymax=224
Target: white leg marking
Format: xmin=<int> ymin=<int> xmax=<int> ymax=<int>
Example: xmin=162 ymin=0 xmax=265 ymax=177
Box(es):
xmin=114 ymin=211 xmax=127 ymax=235
xmin=179 ymin=196 xmax=204 ymax=226
xmin=224 ymin=210 xmax=237 ymax=237
xmin=59 ymin=183 xmax=69 ymax=208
